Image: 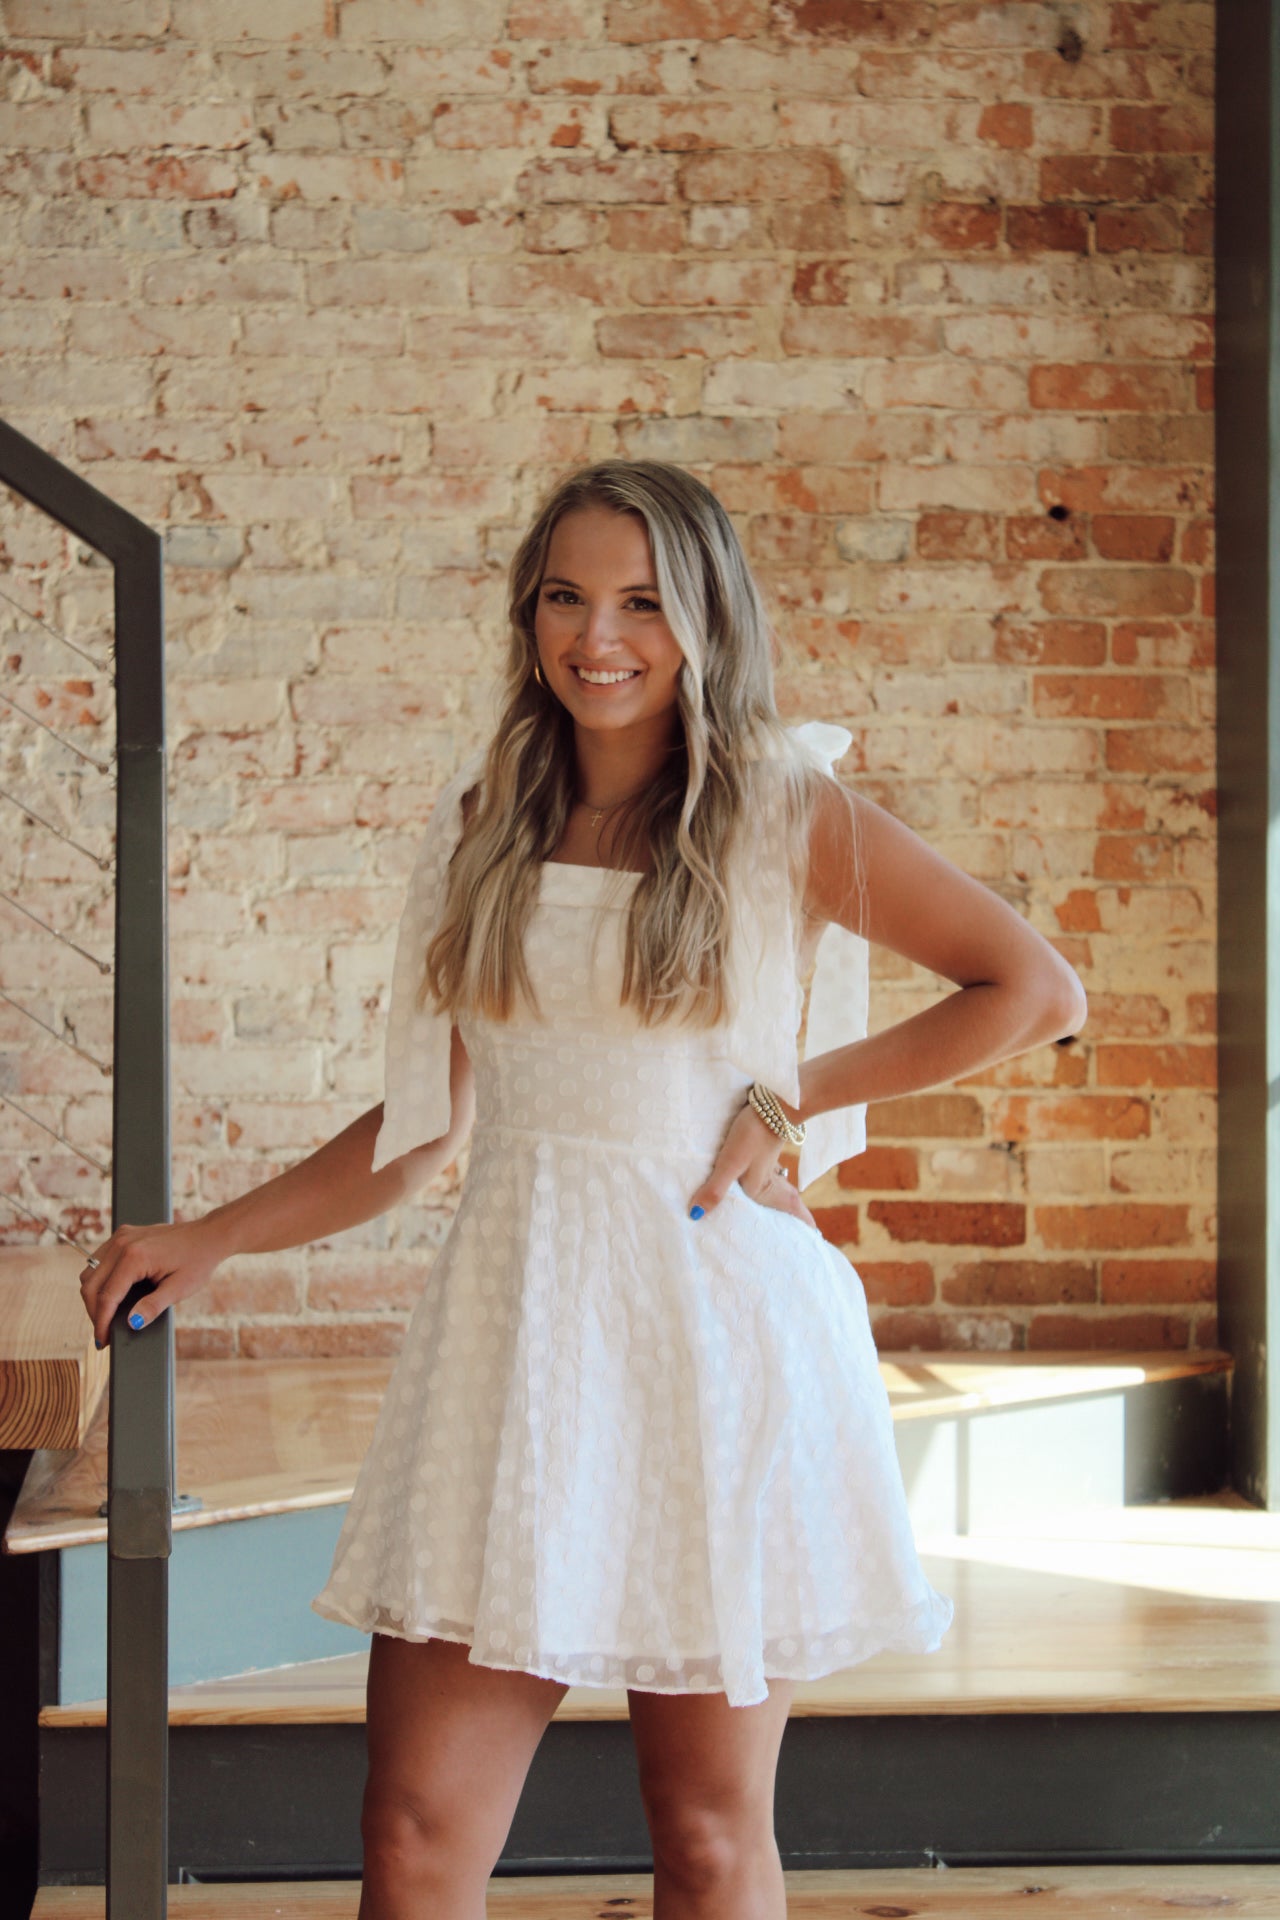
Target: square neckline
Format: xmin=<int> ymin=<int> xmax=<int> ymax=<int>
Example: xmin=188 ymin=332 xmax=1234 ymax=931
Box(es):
xmin=543 ymin=858 xmax=645 ymax=876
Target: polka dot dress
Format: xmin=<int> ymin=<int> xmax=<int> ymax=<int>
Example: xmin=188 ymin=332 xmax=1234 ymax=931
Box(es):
xmin=312 ymin=853 xmax=954 ymax=1708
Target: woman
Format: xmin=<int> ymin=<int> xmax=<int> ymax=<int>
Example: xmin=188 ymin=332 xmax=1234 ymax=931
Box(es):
xmin=80 ymin=459 xmax=1086 ymax=1920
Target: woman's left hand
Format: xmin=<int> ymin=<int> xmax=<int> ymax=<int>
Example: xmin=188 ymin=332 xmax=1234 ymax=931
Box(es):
xmin=687 ymin=1100 xmax=818 ymax=1229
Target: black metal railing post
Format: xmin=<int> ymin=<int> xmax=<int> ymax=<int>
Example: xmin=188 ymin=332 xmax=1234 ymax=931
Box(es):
xmin=0 ymin=418 xmax=172 ymax=1917
xmin=105 ymin=524 xmax=172 ymax=1919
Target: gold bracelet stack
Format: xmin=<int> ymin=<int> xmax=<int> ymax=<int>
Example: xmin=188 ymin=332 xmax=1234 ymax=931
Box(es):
xmin=747 ymin=1081 xmax=806 ymax=1147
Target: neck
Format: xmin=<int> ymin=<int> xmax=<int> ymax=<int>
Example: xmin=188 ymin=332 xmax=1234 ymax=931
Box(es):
xmin=572 ymin=713 xmax=681 ymax=810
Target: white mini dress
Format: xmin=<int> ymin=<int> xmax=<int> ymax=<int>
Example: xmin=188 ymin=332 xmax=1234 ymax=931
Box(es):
xmin=312 ymin=722 xmax=953 ymax=1707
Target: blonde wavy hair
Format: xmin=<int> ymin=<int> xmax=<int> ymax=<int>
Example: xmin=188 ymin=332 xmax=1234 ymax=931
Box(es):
xmin=417 ymin=458 xmax=862 ymax=1029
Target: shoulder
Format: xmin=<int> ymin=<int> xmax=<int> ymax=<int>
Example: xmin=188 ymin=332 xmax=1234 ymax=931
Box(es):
xmin=799 ymin=765 xmax=867 ymax=936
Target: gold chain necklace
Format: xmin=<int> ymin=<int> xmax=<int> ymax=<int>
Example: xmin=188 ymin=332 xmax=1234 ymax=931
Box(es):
xmin=575 ymin=787 xmax=648 ymax=830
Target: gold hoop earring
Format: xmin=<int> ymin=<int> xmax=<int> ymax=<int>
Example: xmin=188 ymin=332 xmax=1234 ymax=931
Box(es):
xmin=532 ymin=658 xmax=546 ymax=689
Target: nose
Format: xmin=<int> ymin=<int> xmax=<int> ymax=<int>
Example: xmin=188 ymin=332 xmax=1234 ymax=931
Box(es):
xmin=576 ymin=601 xmax=623 ymax=654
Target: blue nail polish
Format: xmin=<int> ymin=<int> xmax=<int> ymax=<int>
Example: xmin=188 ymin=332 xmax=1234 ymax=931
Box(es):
xmin=128 ymin=1311 xmax=145 ymax=1331
xmin=95 ymin=1337 xmax=105 ymax=1350
xmin=689 ymin=1204 xmax=704 ymax=1220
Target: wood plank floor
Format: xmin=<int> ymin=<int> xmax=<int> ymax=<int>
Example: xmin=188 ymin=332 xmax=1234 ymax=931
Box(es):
xmin=30 ymin=1863 xmax=1280 ymax=1917
xmin=41 ymin=1496 xmax=1280 ymax=1728
xmin=5 ymin=1348 xmax=1231 ymax=1555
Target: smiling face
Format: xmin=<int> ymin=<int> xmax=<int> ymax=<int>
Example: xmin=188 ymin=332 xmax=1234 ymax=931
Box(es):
xmin=532 ymin=504 xmax=687 ymax=739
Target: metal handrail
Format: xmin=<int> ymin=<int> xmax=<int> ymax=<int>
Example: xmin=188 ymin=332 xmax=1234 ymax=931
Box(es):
xmin=0 ymin=417 xmax=172 ymax=1917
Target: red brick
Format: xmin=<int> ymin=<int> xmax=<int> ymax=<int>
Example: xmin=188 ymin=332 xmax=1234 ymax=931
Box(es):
xmin=307 ymin=1260 xmax=429 ymax=1313
xmin=1039 ymin=154 xmax=1204 ymax=202
xmin=607 ymin=208 xmax=687 ymax=250
xmin=941 ymin=1261 xmax=1094 ymax=1307
xmin=1005 ymin=514 xmax=1087 ymax=562
xmin=748 ymin=514 xmax=832 ymax=563
xmin=201 ymin=1270 xmax=302 ymax=1315
xmin=609 ymin=99 xmax=768 ymax=150
xmin=992 ymin=620 xmax=1106 ymax=667
xmin=1096 ymin=206 xmax=1182 ymax=253
xmin=923 ymin=202 xmax=1001 ymax=251
xmin=1111 ymin=103 xmax=1213 ymax=153
xmin=868 ymin=1201 xmax=1026 ymax=1246
xmin=607 ymin=0 xmax=765 ymax=38
xmin=1029 ymin=364 xmax=1191 ymax=413
xmin=1035 ymin=1203 xmax=1191 ymax=1250
xmin=1039 ymin=568 xmax=1196 ymax=619
xmin=868 ymin=1094 xmax=986 ymax=1138
xmin=1053 ymin=889 xmax=1102 ymax=933
xmin=516 ymin=155 xmax=675 ymax=204
xmin=1006 ymin=205 xmax=1090 ymax=253
xmin=812 ymin=1203 xmax=860 ymax=1246
xmin=994 ymin=1094 xmax=1150 ymax=1142
xmin=1027 ymin=1311 xmax=1191 ymax=1350
xmin=775 ymin=0 xmax=934 ymax=38
xmin=1032 ymin=673 xmax=1182 ymax=721
xmin=916 ymin=511 xmax=1001 ymax=562
xmin=433 ymin=100 xmax=593 ymax=148
xmin=781 ymin=311 xmax=940 ymax=356
xmin=1183 ymin=206 xmax=1213 ymax=255
xmin=1100 ymin=1259 xmax=1216 ymax=1305
xmin=1092 ymin=835 xmax=1174 ymax=882
xmin=596 ymin=312 xmax=758 ymax=357
xmin=1105 ymin=725 xmax=1212 ymax=774
xmin=240 ymin=1322 xmax=407 ymax=1358
xmin=1080 ymin=993 xmax=1169 ymax=1038
xmin=1186 ymin=992 xmax=1217 ymax=1035
xmin=856 ymin=1260 xmax=934 ymax=1306
xmin=769 ymin=202 xmax=850 ymax=249
xmin=1092 ymin=515 xmax=1175 ymax=562
xmin=978 ymin=101 xmax=1031 ymax=148
xmin=1095 ymin=1044 xmax=1216 ymax=1089
xmin=836 ymin=1145 xmax=920 ymax=1191
xmin=868 ymin=1310 xmax=951 ymax=1352
xmin=176 ymin=1326 xmax=237 ymax=1358
xmin=1192 ymin=1310 xmax=1220 ymax=1350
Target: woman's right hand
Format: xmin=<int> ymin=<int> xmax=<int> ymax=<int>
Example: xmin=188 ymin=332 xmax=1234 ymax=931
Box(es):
xmin=79 ymin=1216 xmax=232 ymax=1346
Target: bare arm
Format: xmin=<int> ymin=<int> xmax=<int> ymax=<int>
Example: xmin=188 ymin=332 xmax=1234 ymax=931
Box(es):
xmin=790 ymin=779 xmax=1088 ymax=1126
xmin=687 ymin=779 xmax=1085 ymax=1225
xmin=80 ymin=1022 xmax=476 ymax=1342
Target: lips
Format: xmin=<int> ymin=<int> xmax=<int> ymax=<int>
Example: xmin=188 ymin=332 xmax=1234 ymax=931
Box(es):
xmin=571 ymin=666 xmax=641 ymax=684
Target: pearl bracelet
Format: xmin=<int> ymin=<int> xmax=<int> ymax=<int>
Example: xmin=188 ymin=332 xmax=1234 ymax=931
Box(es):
xmin=747 ymin=1080 xmax=806 ymax=1147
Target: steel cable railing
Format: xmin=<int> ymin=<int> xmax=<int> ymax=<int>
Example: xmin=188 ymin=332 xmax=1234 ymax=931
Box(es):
xmin=1 ymin=415 xmax=175 ymax=1918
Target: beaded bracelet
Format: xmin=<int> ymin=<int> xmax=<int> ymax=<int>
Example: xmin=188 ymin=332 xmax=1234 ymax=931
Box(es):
xmin=747 ymin=1080 xmax=807 ymax=1147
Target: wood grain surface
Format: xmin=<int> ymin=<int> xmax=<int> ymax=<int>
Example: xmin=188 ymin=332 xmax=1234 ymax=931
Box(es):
xmin=0 ymin=1246 xmax=107 ymax=1451
xmin=40 ymin=1496 xmax=1280 ymax=1727
xmin=29 ymin=1862 xmax=1280 ymax=1916
xmin=4 ymin=1348 xmax=1231 ymax=1555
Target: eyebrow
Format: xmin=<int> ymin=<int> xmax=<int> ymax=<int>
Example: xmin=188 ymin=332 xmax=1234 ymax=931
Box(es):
xmin=541 ymin=575 xmax=660 ymax=594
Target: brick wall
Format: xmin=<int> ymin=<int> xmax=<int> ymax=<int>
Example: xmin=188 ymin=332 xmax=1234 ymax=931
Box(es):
xmin=0 ymin=0 xmax=1215 ymax=1357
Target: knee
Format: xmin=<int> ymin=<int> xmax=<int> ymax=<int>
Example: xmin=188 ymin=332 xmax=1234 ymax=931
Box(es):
xmin=360 ymin=1784 xmax=463 ymax=1885
xmin=645 ymin=1800 xmax=748 ymax=1893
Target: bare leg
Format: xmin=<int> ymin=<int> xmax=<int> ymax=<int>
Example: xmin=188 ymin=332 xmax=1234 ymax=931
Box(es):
xmin=358 ymin=1632 xmax=570 ymax=1920
xmin=627 ymin=1676 xmax=796 ymax=1920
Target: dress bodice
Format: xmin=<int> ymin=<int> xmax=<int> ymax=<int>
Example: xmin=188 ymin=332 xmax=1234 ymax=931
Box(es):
xmin=370 ymin=723 xmax=870 ymax=1191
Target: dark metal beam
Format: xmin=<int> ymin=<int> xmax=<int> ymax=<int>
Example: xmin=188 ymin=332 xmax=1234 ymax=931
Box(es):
xmin=105 ymin=520 xmax=172 ymax=1920
xmin=1214 ymin=0 xmax=1280 ymax=1508
xmin=0 ymin=419 xmax=172 ymax=1914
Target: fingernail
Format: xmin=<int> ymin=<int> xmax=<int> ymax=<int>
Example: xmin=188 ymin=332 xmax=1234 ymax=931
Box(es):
xmin=95 ymin=1337 xmax=105 ymax=1350
xmin=689 ymin=1204 xmax=704 ymax=1220
xmin=128 ymin=1312 xmax=145 ymax=1331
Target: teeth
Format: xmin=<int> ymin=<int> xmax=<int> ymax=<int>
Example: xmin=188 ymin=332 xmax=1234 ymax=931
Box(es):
xmin=576 ymin=667 xmax=639 ymax=684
